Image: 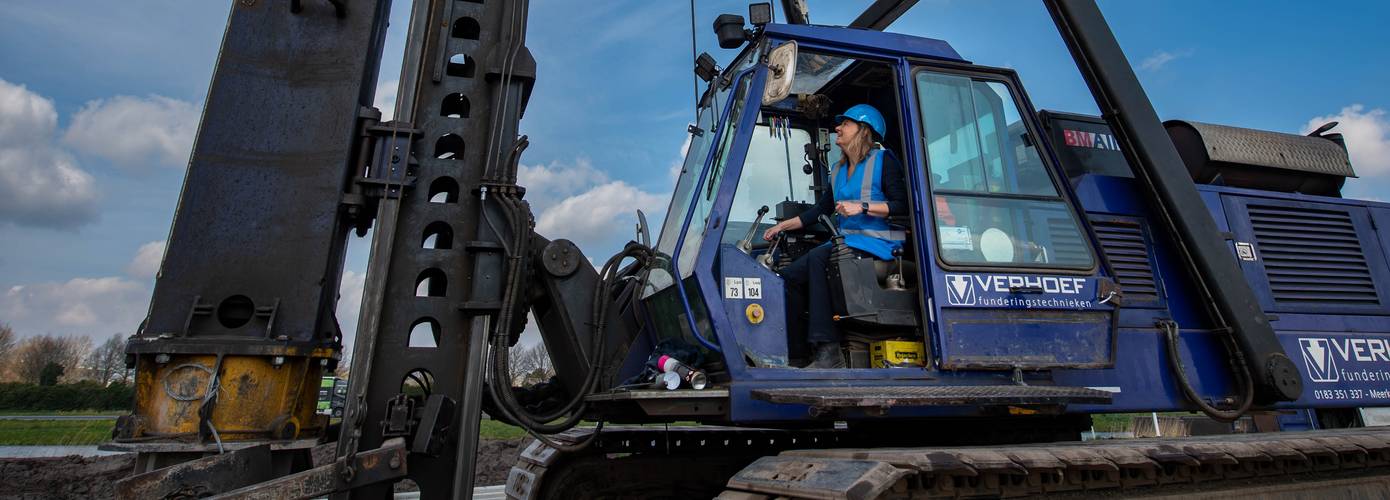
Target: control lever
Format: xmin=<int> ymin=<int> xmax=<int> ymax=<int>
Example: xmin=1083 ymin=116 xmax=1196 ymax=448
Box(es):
xmin=737 ymin=205 xmax=770 ymax=254
xmin=758 ymin=232 xmax=783 ymax=269
xmin=818 ymin=214 xmax=841 ymax=237
xmin=886 ymin=247 xmax=906 ymax=290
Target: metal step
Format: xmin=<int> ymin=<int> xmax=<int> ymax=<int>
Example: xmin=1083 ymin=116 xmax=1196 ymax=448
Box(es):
xmin=750 ymin=385 xmax=1113 ymax=410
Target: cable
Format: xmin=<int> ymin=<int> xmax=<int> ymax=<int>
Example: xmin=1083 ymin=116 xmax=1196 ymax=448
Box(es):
xmin=1159 ymin=320 xmax=1253 ymax=422
xmin=689 ymin=0 xmax=699 ymax=119
xmin=487 ymin=239 xmax=653 ymax=450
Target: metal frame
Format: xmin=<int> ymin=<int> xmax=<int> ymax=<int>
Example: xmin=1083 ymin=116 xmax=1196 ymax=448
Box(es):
xmin=337 ymin=0 xmax=534 ymax=497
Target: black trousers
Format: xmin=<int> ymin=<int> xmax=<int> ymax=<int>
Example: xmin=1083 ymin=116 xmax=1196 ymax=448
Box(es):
xmin=782 ymin=242 xmax=838 ymax=345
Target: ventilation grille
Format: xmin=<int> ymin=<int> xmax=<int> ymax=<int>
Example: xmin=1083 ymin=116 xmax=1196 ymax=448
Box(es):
xmin=1091 ymin=218 xmax=1161 ymax=302
xmin=1248 ymin=205 xmax=1378 ymax=305
xmin=1046 ymin=217 xmax=1091 ymax=265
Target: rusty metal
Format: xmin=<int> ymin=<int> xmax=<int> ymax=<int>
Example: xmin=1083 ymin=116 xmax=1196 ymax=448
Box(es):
xmin=727 ymin=455 xmax=908 ymax=500
xmin=120 ymin=353 xmax=330 ymax=446
xmin=209 ymin=438 xmax=407 ymax=500
xmin=115 ymin=444 xmax=276 ymax=500
xmin=120 ymin=0 xmax=391 ymax=470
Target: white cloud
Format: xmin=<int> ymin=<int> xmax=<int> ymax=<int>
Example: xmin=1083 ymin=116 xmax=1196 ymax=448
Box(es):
xmin=668 ymin=128 xmax=694 ymax=183
xmin=535 ymin=181 xmax=665 ymax=254
xmin=517 ymin=157 xmax=667 ymax=254
xmin=336 ymin=269 xmax=366 ymax=344
xmin=1138 ymin=49 xmax=1192 ymax=72
xmin=0 ymin=78 xmax=99 ymax=229
xmin=1303 ymin=105 xmax=1390 ymax=179
xmin=374 ymin=79 xmax=398 ymax=121
xmin=126 ymin=240 xmax=167 ymax=280
xmin=1 ymin=277 xmax=149 ymax=336
xmin=517 ymin=158 xmax=609 ymax=211
xmin=62 ymin=94 xmax=199 ymax=171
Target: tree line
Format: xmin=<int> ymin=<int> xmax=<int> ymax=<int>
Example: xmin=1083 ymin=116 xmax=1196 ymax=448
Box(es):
xmin=0 ymin=322 xmax=130 ymax=386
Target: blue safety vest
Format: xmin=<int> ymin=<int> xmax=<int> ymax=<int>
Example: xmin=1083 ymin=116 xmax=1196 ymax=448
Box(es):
xmin=832 ymin=148 xmax=905 ymax=260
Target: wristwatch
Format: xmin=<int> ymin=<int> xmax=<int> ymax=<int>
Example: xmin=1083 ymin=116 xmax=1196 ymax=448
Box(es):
xmin=860 ymin=202 xmax=870 ymax=214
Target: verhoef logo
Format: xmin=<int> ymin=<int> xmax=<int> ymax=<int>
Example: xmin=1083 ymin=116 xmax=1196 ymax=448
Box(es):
xmin=1299 ymin=338 xmax=1339 ymax=383
xmin=945 ymin=274 xmax=975 ymax=306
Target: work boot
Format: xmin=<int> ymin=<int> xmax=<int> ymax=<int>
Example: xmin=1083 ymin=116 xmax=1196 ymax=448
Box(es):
xmin=806 ymin=342 xmax=845 ymax=369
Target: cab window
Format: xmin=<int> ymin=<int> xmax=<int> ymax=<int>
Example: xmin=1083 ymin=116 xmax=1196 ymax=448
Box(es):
xmin=915 ymin=70 xmax=1094 ymax=269
xmin=722 ymin=121 xmax=817 ymax=245
xmin=677 ymin=73 xmax=755 ymax=277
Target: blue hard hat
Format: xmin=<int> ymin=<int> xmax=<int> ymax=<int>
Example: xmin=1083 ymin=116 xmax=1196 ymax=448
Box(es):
xmin=834 ymin=104 xmax=886 ymax=139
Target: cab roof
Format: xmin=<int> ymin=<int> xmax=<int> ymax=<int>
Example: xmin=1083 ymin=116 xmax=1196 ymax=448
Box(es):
xmin=763 ymin=23 xmax=967 ymax=63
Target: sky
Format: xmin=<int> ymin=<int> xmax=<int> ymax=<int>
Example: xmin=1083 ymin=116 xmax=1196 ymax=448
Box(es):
xmin=0 ymin=1 xmax=1386 ymax=352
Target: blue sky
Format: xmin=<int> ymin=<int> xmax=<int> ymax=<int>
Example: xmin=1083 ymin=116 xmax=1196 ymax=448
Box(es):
xmin=1 ymin=0 xmax=1386 ymax=346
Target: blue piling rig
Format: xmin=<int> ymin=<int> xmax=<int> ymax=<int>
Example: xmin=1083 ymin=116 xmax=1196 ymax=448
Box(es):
xmin=610 ymin=21 xmax=1384 ymax=427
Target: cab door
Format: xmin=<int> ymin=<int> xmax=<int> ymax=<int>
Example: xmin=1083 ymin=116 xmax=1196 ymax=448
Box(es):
xmin=909 ymin=66 xmax=1117 ymax=370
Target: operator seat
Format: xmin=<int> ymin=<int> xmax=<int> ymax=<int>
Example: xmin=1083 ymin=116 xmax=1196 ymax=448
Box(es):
xmin=826 ymin=220 xmax=919 ymax=329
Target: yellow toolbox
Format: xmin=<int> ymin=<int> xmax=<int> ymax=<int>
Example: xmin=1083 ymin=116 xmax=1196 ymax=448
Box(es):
xmin=870 ymin=339 xmax=926 ymax=368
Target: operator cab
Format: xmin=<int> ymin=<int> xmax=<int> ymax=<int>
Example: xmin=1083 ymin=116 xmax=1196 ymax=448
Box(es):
xmin=639 ymin=22 xmax=1116 ymax=384
xmin=719 ymin=45 xmax=921 ymax=365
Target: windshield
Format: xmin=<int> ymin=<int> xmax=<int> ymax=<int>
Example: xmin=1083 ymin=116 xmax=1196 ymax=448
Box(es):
xmin=790 ymin=52 xmax=853 ymax=95
xmin=653 ymin=44 xmax=760 ymax=258
xmin=645 ymin=59 xmax=758 ymax=296
xmin=722 ymin=121 xmax=816 ymax=245
xmin=677 ymin=73 xmax=755 ymax=276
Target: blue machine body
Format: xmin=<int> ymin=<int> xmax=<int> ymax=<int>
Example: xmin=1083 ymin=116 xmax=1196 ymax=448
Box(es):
xmin=628 ymin=23 xmax=1390 ymax=423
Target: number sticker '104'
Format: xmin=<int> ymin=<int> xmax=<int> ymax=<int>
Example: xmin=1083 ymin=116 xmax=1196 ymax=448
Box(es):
xmin=724 ymin=277 xmax=762 ymax=299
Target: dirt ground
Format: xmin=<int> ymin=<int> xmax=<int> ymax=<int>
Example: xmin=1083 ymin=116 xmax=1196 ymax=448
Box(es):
xmin=0 ymin=438 xmax=527 ymax=499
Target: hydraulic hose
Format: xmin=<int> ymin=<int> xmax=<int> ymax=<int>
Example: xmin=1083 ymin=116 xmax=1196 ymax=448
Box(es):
xmin=484 ymin=203 xmax=652 ymax=449
xmin=1159 ymin=320 xmax=1254 ymax=422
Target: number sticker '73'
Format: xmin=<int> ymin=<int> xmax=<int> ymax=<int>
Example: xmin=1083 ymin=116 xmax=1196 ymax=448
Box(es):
xmin=725 ymin=277 xmax=762 ymax=299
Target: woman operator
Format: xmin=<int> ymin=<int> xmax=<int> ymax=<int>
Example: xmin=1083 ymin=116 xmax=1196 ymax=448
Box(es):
xmin=761 ymin=104 xmax=908 ymax=368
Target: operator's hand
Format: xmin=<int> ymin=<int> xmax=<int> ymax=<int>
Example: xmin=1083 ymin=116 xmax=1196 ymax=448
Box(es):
xmin=835 ymin=201 xmax=864 ymax=217
xmin=763 ymin=220 xmax=787 ymax=241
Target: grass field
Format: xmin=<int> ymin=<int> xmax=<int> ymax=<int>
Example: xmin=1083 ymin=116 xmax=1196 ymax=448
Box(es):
xmin=0 ymin=410 xmax=125 ymax=417
xmin=479 ymin=419 xmax=528 ymax=440
xmin=1090 ymin=412 xmax=1195 ymax=433
xmin=0 ymin=419 xmax=116 ymax=445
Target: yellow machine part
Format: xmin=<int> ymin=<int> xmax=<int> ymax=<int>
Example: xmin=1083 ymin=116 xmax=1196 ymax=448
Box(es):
xmin=129 ymin=352 xmax=331 ymax=442
xmin=870 ymin=340 xmax=926 ymax=368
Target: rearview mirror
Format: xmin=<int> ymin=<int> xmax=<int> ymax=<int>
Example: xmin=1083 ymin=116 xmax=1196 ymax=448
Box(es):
xmin=635 ymin=210 xmax=651 ymax=247
xmin=762 ymin=41 xmax=798 ymax=106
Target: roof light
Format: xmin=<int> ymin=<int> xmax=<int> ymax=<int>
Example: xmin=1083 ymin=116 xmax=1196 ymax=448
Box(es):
xmin=748 ymin=3 xmax=772 ymax=26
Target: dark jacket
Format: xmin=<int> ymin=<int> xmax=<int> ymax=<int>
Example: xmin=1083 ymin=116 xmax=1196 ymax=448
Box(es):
xmin=797 ymin=149 xmax=908 ymax=228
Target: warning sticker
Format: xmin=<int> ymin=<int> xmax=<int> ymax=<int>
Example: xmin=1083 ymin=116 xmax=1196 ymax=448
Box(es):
xmin=939 ymin=226 xmax=972 ymax=250
xmin=724 ymin=277 xmax=744 ymax=299
xmin=744 ymin=278 xmax=762 ymax=299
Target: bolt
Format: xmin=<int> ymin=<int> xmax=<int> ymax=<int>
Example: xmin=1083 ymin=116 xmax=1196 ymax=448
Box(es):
xmin=272 ymin=356 xmax=285 ymax=366
xmin=155 ymin=354 xmax=171 ymax=364
xmin=389 ymin=455 xmax=401 ymax=469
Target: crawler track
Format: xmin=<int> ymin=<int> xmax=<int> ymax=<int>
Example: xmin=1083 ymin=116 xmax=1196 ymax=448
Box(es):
xmin=506 ymin=426 xmax=1390 ymax=499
